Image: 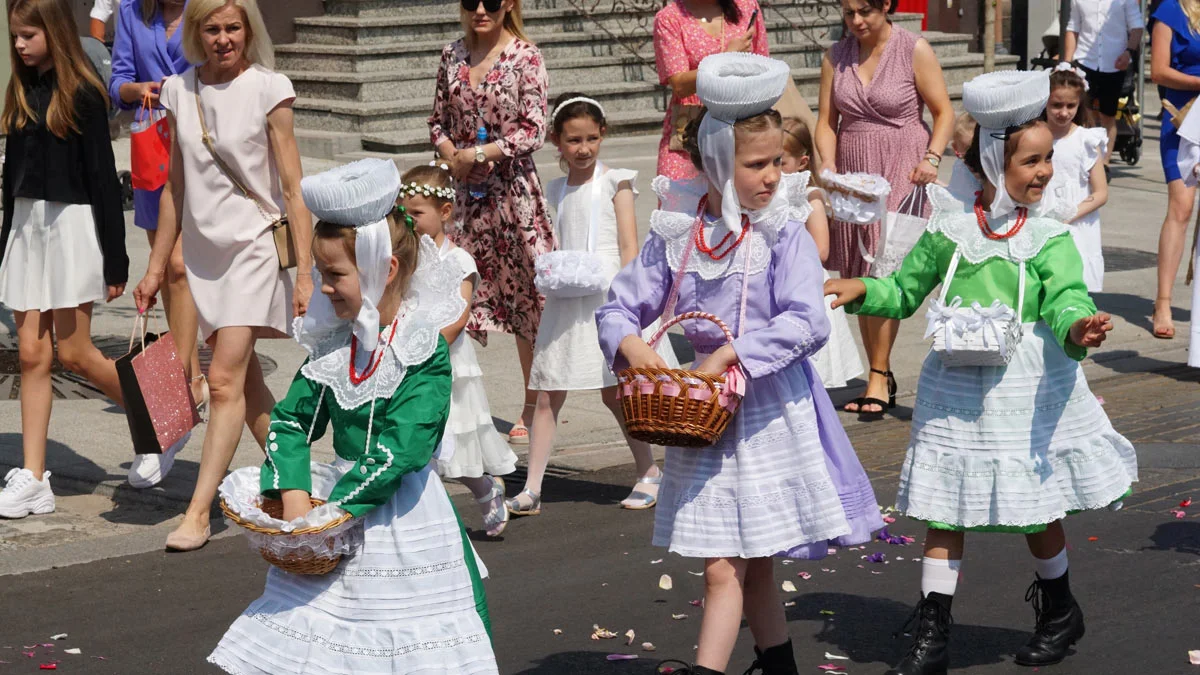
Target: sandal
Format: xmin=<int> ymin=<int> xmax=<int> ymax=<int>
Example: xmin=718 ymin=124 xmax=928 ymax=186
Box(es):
xmin=620 ymin=467 xmax=662 ymax=510
xmin=478 ymin=475 xmax=509 ymax=537
xmin=506 ymin=488 xmax=541 ymax=517
xmin=857 ymin=368 xmax=896 ymax=420
xmin=508 ymin=404 xmax=535 ymax=445
xmin=191 ymin=375 xmax=211 ymax=421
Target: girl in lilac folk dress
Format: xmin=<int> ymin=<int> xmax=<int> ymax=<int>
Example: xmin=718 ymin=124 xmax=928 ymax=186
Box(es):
xmin=597 ymin=53 xmax=881 ymax=675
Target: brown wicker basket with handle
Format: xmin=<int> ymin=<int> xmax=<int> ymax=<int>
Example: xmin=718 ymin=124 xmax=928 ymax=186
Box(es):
xmin=618 ymin=311 xmax=743 ymax=448
xmin=219 ymin=497 xmax=354 ymax=575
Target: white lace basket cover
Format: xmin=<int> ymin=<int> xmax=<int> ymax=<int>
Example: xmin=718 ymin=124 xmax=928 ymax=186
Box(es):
xmin=218 ymin=463 xmax=364 ymax=562
xmin=925 ymin=248 xmax=1025 ymax=367
xmin=535 ymin=163 xmax=608 ymax=298
xmin=822 ymin=169 xmax=891 ymax=225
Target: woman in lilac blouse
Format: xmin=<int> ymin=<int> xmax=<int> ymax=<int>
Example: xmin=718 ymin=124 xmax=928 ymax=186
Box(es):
xmin=109 ymin=0 xmax=206 ymax=422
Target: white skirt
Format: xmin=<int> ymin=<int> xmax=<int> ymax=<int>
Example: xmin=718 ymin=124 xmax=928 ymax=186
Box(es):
xmin=654 ymin=360 xmax=853 ymax=559
xmin=436 ymin=335 xmax=518 ymax=479
xmin=810 ymin=270 xmax=864 ymax=389
xmin=1069 ymin=218 xmax=1104 ymax=293
xmin=897 ymin=322 xmax=1137 ymax=529
xmin=208 ymin=464 xmax=498 ymax=675
xmin=0 ymin=199 xmax=107 ymax=311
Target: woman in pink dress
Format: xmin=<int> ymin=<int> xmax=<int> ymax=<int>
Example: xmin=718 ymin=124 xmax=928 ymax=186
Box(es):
xmin=428 ymin=0 xmax=554 ymax=444
xmin=653 ymin=0 xmax=769 ymax=180
xmin=815 ymin=0 xmax=953 ymax=418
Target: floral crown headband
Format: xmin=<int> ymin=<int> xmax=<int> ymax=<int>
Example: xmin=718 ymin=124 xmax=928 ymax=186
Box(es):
xmin=1053 ymin=62 xmax=1090 ymax=92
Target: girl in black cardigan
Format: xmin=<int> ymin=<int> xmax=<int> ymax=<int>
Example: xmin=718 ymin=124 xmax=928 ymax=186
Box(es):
xmin=0 ymin=0 xmax=129 ymax=519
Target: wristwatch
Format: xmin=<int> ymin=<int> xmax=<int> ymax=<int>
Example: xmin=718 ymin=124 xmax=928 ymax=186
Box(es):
xmin=474 ymin=146 xmax=487 ymax=164
xmin=925 ymin=153 xmax=941 ymax=169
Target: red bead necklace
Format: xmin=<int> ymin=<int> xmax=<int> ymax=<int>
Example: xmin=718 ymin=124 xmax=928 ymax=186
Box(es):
xmin=348 ymin=318 xmax=400 ymax=385
xmin=693 ymin=194 xmax=751 ymax=261
xmin=973 ymin=194 xmax=1027 ymax=241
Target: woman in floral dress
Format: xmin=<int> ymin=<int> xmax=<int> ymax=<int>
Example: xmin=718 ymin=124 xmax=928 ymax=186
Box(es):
xmin=429 ymin=0 xmax=554 ymax=443
xmin=653 ymin=0 xmax=769 ymax=180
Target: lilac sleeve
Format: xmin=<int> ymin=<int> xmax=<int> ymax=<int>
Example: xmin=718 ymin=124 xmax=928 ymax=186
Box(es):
xmin=729 ymin=221 xmax=830 ymax=379
xmin=595 ymin=233 xmax=674 ymax=372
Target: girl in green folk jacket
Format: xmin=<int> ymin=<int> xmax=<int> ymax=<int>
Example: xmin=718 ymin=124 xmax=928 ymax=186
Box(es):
xmin=826 ymin=70 xmax=1137 ymax=675
xmin=208 ymin=159 xmax=498 ymax=675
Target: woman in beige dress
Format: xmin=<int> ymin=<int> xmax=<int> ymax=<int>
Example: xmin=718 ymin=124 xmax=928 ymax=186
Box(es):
xmin=133 ymin=0 xmax=313 ymax=551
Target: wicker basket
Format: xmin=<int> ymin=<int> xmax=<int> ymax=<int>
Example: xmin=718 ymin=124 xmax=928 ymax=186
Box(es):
xmin=219 ymin=497 xmax=354 ymax=575
xmin=618 ymin=312 xmax=743 ymax=448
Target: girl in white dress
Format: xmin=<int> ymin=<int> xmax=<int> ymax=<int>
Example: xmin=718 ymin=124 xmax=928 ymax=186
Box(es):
xmin=1045 ymin=64 xmax=1109 ymax=292
xmin=509 ymin=93 xmax=679 ymax=516
xmin=780 ymin=118 xmax=864 ymax=389
xmin=400 ymin=164 xmax=518 ymax=538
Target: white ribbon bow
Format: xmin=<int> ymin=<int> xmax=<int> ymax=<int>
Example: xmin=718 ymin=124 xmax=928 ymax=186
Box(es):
xmin=924 ymin=296 xmax=965 ymax=351
xmin=968 ymin=300 xmax=1016 ymax=357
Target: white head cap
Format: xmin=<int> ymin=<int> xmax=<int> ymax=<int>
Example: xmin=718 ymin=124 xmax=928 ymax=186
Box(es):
xmin=299 ymin=159 xmax=404 ymax=353
xmin=961 ymin=70 xmax=1051 ymax=217
xmin=694 ymin=52 xmax=791 ymax=234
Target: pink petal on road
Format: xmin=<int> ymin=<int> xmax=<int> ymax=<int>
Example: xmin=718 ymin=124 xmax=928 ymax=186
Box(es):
xmin=606 ymin=654 xmax=638 ymax=661
xmin=1189 ymin=649 xmax=1200 ymax=665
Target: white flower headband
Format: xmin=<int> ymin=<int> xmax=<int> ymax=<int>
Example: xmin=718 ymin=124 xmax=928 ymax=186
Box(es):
xmin=398 ymin=161 xmax=456 ymax=201
xmin=1053 ymin=62 xmax=1090 ymax=92
xmin=552 ymin=96 xmax=606 ymax=124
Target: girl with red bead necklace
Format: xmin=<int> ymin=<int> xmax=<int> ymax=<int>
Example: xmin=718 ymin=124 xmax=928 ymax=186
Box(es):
xmin=826 ymin=70 xmax=1136 ymax=675
xmin=598 ymin=53 xmax=881 ymax=675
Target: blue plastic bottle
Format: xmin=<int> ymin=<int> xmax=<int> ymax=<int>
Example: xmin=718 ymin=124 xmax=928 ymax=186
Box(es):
xmin=468 ymin=125 xmax=488 ymax=200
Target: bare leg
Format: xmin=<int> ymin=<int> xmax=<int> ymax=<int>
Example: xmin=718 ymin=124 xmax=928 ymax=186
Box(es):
xmin=243 ymin=351 xmax=274 ymax=449
xmin=1153 ymin=179 xmax=1196 ymax=337
xmin=1025 ymin=520 xmax=1067 ymax=559
xmin=1098 ymin=112 xmax=1117 ymax=166
xmin=743 ymin=557 xmax=789 ymax=650
xmin=15 ymin=310 xmax=54 ymax=479
xmin=845 ymin=315 xmax=875 ymax=412
xmin=924 ymin=527 xmax=965 ymax=562
xmin=517 ymin=390 xmax=567 ymax=504
xmin=515 ymin=335 xmax=537 ymax=429
xmin=457 ymin=475 xmax=495 ymax=500
xmin=173 ymin=327 xmax=257 ymax=539
xmin=695 ymin=556 xmax=750 ymax=671
xmin=164 ymin=234 xmax=204 ymax=401
xmin=855 ymin=315 xmax=899 ymax=414
xmin=600 ymin=385 xmax=661 ymax=507
xmin=52 ymin=304 xmax=123 ymax=406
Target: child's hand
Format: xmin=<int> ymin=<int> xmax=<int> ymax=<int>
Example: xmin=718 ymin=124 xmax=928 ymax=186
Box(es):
xmin=618 ymin=335 xmax=669 ymax=370
xmin=824 ymin=278 xmax=867 ymax=309
xmin=1069 ymin=312 xmax=1114 ymax=348
xmin=694 ymin=344 xmax=738 ymax=377
xmin=281 ymin=489 xmax=314 ymax=522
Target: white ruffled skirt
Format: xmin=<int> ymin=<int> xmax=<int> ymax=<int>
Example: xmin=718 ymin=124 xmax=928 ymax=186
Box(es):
xmin=0 ymin=199 xmax=106 ymax=311
xmin=208 ymin=463 xmax=498 ymax=675
xmin=436 ymin=336 xmax=518 ymax=479
xmin=897 ymin=322 xmax=1137 ymax=529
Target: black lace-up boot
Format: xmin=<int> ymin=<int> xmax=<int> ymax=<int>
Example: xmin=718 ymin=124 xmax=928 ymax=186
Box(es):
xmin=886 ymin=592 xmax=953 ymax=675
xmin=743 ymin=639 xmax=799 ymax=675
xmin=1014 ymin=572 xmax=1085 ymax=666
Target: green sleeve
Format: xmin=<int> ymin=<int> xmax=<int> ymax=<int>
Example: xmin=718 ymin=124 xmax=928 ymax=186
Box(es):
xmin=261 ymin=362 xmax=331 ymax=499
xmin=1030 ymin=233 xmax=1098 ymax=361
xmin=849 ymin=231 xmax=948 ymax=320
xmin=327 ymin=340 xmax=452 ymax=518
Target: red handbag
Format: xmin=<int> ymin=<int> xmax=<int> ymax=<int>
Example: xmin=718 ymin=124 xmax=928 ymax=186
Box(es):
xmin=116 ymin=313 xmax=200 ymax=455
xmin=130 ymin=93 xmax=170 ymax=192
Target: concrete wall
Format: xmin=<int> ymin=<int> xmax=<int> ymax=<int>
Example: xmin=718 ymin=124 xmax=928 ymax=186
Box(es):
xmin=71 ymin=0 xmax=324 ymax=45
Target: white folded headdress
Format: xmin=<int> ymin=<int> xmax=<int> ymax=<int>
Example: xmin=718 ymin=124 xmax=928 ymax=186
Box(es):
xmin=961 ymin=70 xmax=1051 ymax=218
xmin=299 ymin=159 xmax=403 ymax=354
xmin=694 ymin=52 xmax=791 ymax=235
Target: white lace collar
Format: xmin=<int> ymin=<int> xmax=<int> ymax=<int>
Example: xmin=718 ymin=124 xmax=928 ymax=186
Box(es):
xmin=293 ymin=235 xmax=467 ymax=411
xmin=649 ymin=171 xmax=813 ymax=280
xmin=926 ymin=184 xmax=1069 ymax=264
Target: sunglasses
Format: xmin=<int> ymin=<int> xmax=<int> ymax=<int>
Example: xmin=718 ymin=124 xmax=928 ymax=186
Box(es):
xmin=462 ymin=0 xmax=504 ymax=12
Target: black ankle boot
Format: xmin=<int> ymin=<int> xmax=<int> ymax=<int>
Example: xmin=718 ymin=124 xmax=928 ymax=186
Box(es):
xmin=743 ymin=639 xmax=799 ymax=675
xmin=886 ymin=592 xmax=953 ymax=675
xmin=655 ymin=660 xmax=724 ymax=675
xmin=1014 ymin=572 xmax=1086 ymax=666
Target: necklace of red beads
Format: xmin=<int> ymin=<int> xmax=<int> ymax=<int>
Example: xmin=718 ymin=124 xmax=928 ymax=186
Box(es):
xmin=974 ymin=193 xmax=1027 ymax=241
xmin=693 ymin=194 xmax=752 ymax=260
xmin=348 ymin=318 xmax=400 ymax=385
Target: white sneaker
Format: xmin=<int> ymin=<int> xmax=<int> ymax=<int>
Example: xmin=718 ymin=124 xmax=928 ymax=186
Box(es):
xmin=127 ymin=431 xmax=190 ymax=489
xmin=0 ymin=467 xmax=55 ymax=518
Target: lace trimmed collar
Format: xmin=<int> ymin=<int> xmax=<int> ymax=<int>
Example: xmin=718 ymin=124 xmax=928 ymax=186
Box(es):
xmin=294 ymin=235 xmax=467 ymax=411
xmin=926 ymin=184 xmax=1070 ymax=264
xmin=649 ymin=171 xmax=813 ymax=280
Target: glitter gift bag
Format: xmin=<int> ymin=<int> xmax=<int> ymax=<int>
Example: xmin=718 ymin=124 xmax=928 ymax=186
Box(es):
xmin=116 ymin=313 xmax=200 ymax=455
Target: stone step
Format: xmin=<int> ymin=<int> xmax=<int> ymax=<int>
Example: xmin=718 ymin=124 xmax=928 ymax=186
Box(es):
xmin=323 ymin=0 xmax=848 ymax=19
xmin=292 ymin=53 xmax=1014 ymax=134
xmin=277 ymin=14 xmax=924 ymax=73
xmin=284 ymin=31 xmax=972 ymax=103
xmin=295 ymin=6 xmax=859 ymax=45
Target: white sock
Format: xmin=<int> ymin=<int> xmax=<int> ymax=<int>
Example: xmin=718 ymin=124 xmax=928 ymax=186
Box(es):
xmin=921 ymin=556 xmax=962 ymax=597
xmin=1034 ymin=548 xmax=1068 ymax=580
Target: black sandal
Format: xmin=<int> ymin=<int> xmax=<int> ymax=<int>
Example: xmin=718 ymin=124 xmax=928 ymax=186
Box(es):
xmin=857 ymin=368 xmax=897 ymax=419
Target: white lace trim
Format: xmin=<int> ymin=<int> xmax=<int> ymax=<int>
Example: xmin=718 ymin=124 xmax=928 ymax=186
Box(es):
xmin=925 ymin=184 xmax=1070 ymax=264
xmin=247 ymin=613 xmax=490 ymax=657
xmin=294 ymin=235 xmax=467 ymax=411
xmin=649 ymin=172 xmax=813 ymax=280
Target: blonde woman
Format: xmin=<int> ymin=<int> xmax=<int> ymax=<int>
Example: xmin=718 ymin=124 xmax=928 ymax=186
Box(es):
xmin=132 ymin=0 xmax=313 ymax=551
xmin=427 ymin=0 xmax=554 ymax=449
